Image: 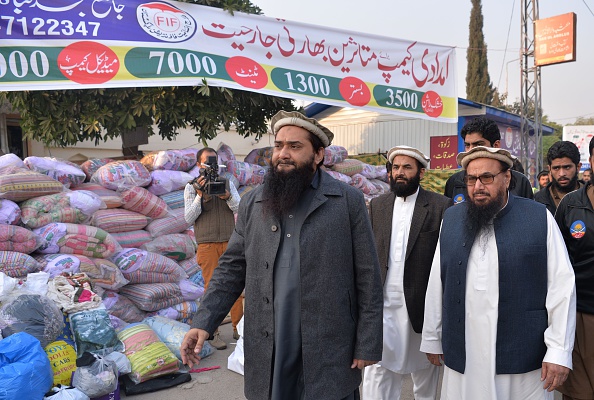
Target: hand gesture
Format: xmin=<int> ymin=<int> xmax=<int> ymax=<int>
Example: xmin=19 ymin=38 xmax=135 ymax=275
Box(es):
xmin=180 ymin=328 xmax=210 ymax=368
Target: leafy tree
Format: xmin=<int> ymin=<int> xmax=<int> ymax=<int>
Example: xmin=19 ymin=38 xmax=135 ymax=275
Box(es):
xmin=573 ymin=116 xmax=594 ymax=125
xmin=0 ymin=0 xmax=295 ymax=147
xmin=466 ymin=0 xmax=494 ymax=104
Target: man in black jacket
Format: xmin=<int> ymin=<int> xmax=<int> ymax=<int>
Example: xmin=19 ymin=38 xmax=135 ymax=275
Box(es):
xmin=443 ymin=117 xmax=534 ymax=204
xmin=553 ymin=137 xmax=594 ymax=400
xmin=535 ymin=141 xmax=583 ymax=215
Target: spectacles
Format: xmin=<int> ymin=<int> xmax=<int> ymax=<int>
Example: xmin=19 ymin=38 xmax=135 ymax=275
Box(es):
xmin=464 ymin=171 xmax=504 ymax=186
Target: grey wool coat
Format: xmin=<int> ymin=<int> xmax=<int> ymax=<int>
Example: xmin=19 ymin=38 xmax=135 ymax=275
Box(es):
xmin=369 ymin=187 xmax=451 ymax=333
xmin=191 ymin=170 xmax=383 ymax=400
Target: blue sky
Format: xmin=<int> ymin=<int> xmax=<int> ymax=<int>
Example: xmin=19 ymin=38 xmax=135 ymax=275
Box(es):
xmin=252 ymin=0 xmax=594 ymax=125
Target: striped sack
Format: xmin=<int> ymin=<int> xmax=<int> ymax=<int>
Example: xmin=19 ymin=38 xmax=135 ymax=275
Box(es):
xmin=110 ymin=230 xmax=153 ymax=248
xmin=145 ymin=208 xmax=190 ymax=237
xmin=121 ymin=186 xmax=169 ymax=219
xmin=0 ymin=166 xmax=64 ymax=202
xmin=140 ymin=233 xmax=196 ymax=261
xmin=92 ymin=209 xmax=149 ymax=233
xmin=119 ymin=282 xmax=184 ymax=312
xmin=110 ymin=248 xmax=186 ymax=284
xmin=0 ymin=251 xmax=40 ymax=277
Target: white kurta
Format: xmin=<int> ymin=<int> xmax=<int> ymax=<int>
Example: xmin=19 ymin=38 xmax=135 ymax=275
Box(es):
xmin=380 ymin=189 xmax=430 ymax=374
xmin=421 ymin=211 xmax=576 ymax=400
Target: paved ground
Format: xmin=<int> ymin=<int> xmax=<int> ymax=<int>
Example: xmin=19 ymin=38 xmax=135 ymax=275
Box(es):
xmin=121 ymin=322 xmax=562 ymax=399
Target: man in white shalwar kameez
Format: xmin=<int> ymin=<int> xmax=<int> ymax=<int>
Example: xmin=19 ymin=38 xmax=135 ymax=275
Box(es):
xmin=421 ymin=146 xmax=576 ymax=400
xmin=365 ymin=146 xmax=451 ymax=399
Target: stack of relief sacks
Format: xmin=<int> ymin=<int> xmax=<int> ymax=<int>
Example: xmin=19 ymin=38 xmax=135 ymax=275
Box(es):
xmin=0 ymin=151 xmax=215 ymax=398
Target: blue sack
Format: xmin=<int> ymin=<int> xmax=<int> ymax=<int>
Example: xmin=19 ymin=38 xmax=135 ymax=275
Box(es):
xmin=0 ymin=332 xmax=53 ymax=400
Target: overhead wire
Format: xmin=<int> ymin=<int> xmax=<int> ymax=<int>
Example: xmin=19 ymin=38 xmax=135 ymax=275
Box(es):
xmin=497 ymin=0 xmax=517 ymax=89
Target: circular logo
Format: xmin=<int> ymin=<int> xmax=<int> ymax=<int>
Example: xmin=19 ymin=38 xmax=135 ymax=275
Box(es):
xmin=137 ymin=2 xmax=196 ymax=42
xmin=421 ymin=91 xmax=443 ymax=118
xmin=570 ymin=220 xmax=586 ymax=239
xmin=57 ymin=41 xmax=119 ymax=84
xmin=225 ymin=57 xmax=268 ymax=89
xmin=454 ymin=193 xmax=465 ymax=204
xmin=338 ymin=77 xmax=371 ymax=107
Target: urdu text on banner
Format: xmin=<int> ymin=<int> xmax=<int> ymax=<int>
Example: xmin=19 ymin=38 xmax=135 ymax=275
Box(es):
xmin=0 ymin=0 xmax=458 ymax=122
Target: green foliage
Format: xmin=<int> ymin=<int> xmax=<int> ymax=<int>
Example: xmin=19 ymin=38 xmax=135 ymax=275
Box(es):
xmin=574 ymin=116 xmax=594 ymax=125
xmin=466 ymin=0 xmax=494 ymax=104
xmin=0 ymin=0 xmax=295 ymax=147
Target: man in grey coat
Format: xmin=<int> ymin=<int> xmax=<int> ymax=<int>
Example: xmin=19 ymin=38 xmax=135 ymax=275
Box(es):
xmin=181 ymin=110 xmax=384 ymax=400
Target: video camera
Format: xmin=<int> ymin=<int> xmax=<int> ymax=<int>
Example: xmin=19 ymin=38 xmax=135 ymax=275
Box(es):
xmin=190 ymin=155 xmax=227 ymax=196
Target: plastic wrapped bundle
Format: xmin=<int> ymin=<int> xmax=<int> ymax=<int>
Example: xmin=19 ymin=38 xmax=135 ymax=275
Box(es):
xmin=34 ymin=254 xmax=81 ymax=278
xmin=0 ymin=251 xmax=41 ymax=277
xmin=140 ymin=149 xmax=197 ymax=171
xmin=90 ymin=160 xmax=152 ymax=191
xmin=0 ymin=153 xmax=25 ymax=169
xmin=69 ymin=309 xmax=122 ymax=357
xmin=145 ymin=208 xmax=191 ymax=237
xmin=35 ymin=223 xmax=121 ymax=259
xmin=325 ymin=170 xmax=353 ymax=184
xmin=121 ymin=186 xmax=169 ymax=219
xmin=110 ymin=248 xmax=186 ymax=284
xmin=143 ymin=316 xmax=213 ymax=361
xmin=216 ymin=142 xmax=236 ymax=164
xmin=102 ymin=291 xmax=146 ymax=323
xmin=244 ymin=146 xmax=273 ymax=167
xmin=156 ymin=300 xmax=201 ymax=324
xmin=119 ymin=283 xmax=184 ymax=312
xmin=80 ymin=158 xmax=115 ymax=180
xmin=178 ymin=257 xmax=201 ymax=277
xmin=158 ymin=190 xmax=185 ymax=210
xmin=370 ymin=179 xmax=391 ymax=195
xmin=226 ymin=160 xmax=267 ymax=186
xmin=91 ymin=208 xmax=149 ymax=233
xmin=71 ymin=183 xmax=123 ymax=208
xmin=79 ymin=256 xmax=129 ymax=291
xmin=24 ymin=156 xmax=86 ymax=188
xmin=179 ymin=279 xmax=204 ymax=301
xmin=0 ymin=166 xmax=64 ymax=202
xmin=188 ymin=270 xmax=205 ymax=288
xmin=331 ymin=159 xmax=364 ymax=176
xmin=0 ymin=293 xmax=64 ymax=348
xmin=110 ymin=229 xmax=152 ymax=249
xmin=71 ymin=353 xmax=119 ymax=398
xmin=20 ymin=191 xmax=103 ymax=229
xmin=140 ymin=233 xmax=197 ymax=261
xmin=0 ymin=224 xmax=42 ymax=253
xmin=350 ymin=174 xmax=378 ymax=195
xmin=323 ymin=145 xmax=348 ymax=166
xmin=0 ymin=199 xmax=21 ymax=225
xmin=146 ymin=170 xmax=193 ymax=196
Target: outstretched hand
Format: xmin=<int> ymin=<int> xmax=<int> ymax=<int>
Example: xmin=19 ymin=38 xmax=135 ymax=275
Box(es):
xmin=180 ymin=328 xmax=210 ymax=368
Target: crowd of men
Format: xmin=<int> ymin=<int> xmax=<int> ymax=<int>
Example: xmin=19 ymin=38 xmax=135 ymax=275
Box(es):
xmin=179 ymin=111 xmax=591 ymax=400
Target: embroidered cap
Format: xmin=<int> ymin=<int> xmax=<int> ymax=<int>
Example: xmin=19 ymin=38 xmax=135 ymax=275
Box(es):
xmin=270 ymin=111 xmax=334 ymax=147
xmin=457 ymin=146 xmax=515 ymax=169
xmin=387 ymin=145 xmax=430 ymax=168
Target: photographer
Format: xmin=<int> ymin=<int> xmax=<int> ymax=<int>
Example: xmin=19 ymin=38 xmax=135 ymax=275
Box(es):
xmin=184 ymin=147 xmax=242 ymax=349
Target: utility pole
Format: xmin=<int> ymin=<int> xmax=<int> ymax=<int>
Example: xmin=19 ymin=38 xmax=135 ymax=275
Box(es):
xmin=520 ymin=0 xmax=542 ymax=185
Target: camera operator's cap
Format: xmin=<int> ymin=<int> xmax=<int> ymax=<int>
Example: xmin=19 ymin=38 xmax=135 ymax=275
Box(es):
xmin=387 ymin=145 xmax=429 ymax=168
xmin=456 ymin=146 xmax=516 ymax=169
xmin=270 ymin=110 xmax=334 ymax=147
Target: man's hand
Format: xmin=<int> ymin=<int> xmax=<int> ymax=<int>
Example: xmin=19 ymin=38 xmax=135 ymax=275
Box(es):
xmin=218 ymin=190 xmax=231 ymax=201
xmin=541 ymin=362 xmax=569 ymax=392
xmin=180 ymin=328 xmax=210 ymax=368
xmin=351 ymin=359 xmax=378 ymax=369
xmin=426 ymin=353 xmax=444 ymax=366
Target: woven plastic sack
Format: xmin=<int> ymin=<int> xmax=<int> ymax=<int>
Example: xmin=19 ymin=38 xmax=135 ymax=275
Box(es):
xmin=121 ymin=186 xmax=169 ymax=219
xmin=178 ymin=257 xmax=201 ymax=277
xmin=109 ymin=229 xmax=152 ymax=249
xmin=79 ymin=256 xmax=129 ymax=291
xmin=117 ymin=322 xmax=179 ymax=384
xmin=0 ymin=332 xmax=54 ymax=399
xmin=71 ymin=354 xmax=118 ymax=398
xmin=0 ymin=224 xmax=42 ymax=253
xmin=0 ymin=293 xmax=64 ymax=348
xmin=216 ymin=142 xmax=236 ymax=164
xmin=146 ymin=170 xmax=193 ymax=196
xmin=90 ymin=160 xmax=152 ymax=191
xmin=34 ymin=254 xmax=81 ymax=278
xmin=141 ymin=149 xmax=198 ymax=172
xmin=21 ymin=191 xmax=103 ymax=229
xmin=36 ymin=223 xmax=121 ymax=259
xmin=80 ymin=158 xmax=115 ymax=180
xmin=156 ymin=300 xmax=200 ymax=324
xmin=143 ymin=316 xmax=213 ymax=361
xmin=370 ymin=179 xmax=390 ymax=195
xmin=158 ymin=190 xmax=184 ymax=210
xmin=350 ymin=173 xmax=378 ymax=195
xmin=323 ymin=145 xmax=348 ymax=166
xmin=140 ymin=233 xmax=197 ymax=261
xmin=179 ymin=279 xmax=204 ymax=301
xmin=24 ymin=156 xmax=86 ymax=188
xmin=118 ymin=283 xmax=184 ymax=312
xmin=331 ymin=159 xmax=364 ymax=176
xmin=360 ymin=163 xmax=384 ymax=179
xmin=69 ymin=309 xmax=122 ymax=357
xmin=145 ymin=208 xmax=191 ymax=237
xmin=0 ymin=165 xmax=64 ymax=202
xmin=244 ymin=146 xmax=273 ymax=167
xmin=110 ymin=248 xmax=186 ymax=284
xmin=325 ymin=169 xmax=353 ymax=184
xmin=226 ymin=160 xmax=267 ymax=186
xmin=102 ymin=291 xmax=146 ymax=323
xmin=0 ymin=251 xmax=41 ymax=277
xmin=91 ymin=209 xmax=149 ymax=233
xmin=0 ymin=199 xmax=21 ymax=225
xmin=70 ymin=183 xmax=123 ymax=209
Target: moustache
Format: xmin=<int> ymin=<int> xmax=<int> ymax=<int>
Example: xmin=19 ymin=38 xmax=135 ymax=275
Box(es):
xmin=473 ymin=191 xmax=490 ymax=197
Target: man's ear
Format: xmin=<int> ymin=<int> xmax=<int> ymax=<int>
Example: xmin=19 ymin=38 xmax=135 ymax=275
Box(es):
xmin=314 ymin=147 xmax=325 ymax=165
xmin=492 ymin=139 xmax=501 ymax=148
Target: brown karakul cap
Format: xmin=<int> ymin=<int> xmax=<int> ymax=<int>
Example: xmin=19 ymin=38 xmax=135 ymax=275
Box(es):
xmin=456 ymin=146 xmax=515 ymax=169
xmin=387 ymin=145 xmax=430 ymax=168
xmin=270 ymin=110 xmax=334 ymax=147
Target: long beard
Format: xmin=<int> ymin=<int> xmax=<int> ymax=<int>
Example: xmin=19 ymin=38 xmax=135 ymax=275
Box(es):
xmin=262 ymin=156 xmax=316 ymax=218
xmin=466 ymin=188 xmax=506 ymax=235
xmin=390 ymin=171 xmax=421 ymax=198
xmin=552 ymin=173 xmax=578 ymax=194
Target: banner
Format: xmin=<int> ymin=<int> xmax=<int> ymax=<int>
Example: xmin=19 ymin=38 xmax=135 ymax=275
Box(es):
xmin=0 ymin=0 xmax=458 ymax=122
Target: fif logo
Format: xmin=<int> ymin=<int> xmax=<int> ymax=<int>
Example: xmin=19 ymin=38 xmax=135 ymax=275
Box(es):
xmin=137 ymin=2 xmax=196 ymax=42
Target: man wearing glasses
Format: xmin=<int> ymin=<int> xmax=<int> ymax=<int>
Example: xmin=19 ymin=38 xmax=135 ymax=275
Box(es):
xmin=421 ymin=146 xmax=576 ymax=399
xmin=443 ymin=117 xmax=534 ymax=204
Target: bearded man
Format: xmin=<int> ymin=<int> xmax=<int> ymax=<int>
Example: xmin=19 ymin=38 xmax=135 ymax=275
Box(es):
xmin=421 ymin=146 xmax=576 ymax=400
xmin=363 ymin=146 xmax=451 ymax=400
xmin=181 ymin=111 xmax=383 ymax=400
